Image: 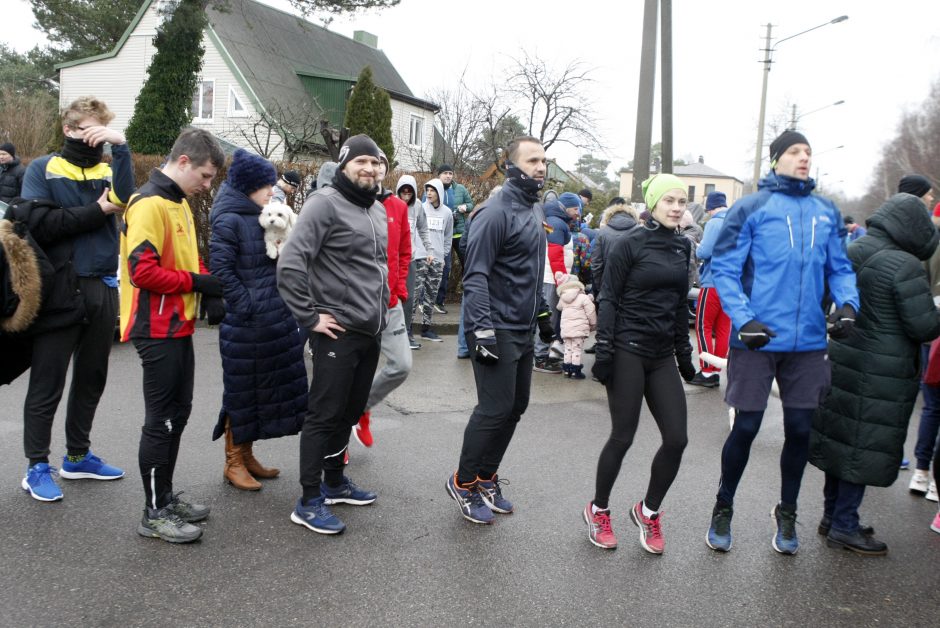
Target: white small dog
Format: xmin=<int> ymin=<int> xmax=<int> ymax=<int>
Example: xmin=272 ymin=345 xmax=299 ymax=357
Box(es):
xmin=259 ymin=201 xmax=296 ymax=259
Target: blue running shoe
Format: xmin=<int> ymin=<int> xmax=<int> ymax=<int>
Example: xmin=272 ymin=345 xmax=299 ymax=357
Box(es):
xmin=22 ymin=463 xmax=63 ymax=502
xmin=60 ymin=451 xmax=125 ymax=480
xmin=477 ymin=475 xmax=513 ymax=514
xmin=900 ymin=458 xmax=910 ymax=470
xmin=772 ymin=503 xmax=799 ymax=555
xmin=321 ymin=477 xmax=377 ymax=506
xmin=706 ymin=503 xmax=733 ymax=552
xmin=446 ymin=473 xmax=493 ymax=524
xmin=290 ymin=496 xmax=346 ymax=534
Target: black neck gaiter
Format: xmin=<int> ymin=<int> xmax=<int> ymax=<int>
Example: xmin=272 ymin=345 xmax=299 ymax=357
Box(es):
xmin=505 ymin=165 xmax=543 ymax=203
xmin=332 ymin=170 xmax=379 ymax=209
xmin=61 ymin=137 xmax=104 ymax=169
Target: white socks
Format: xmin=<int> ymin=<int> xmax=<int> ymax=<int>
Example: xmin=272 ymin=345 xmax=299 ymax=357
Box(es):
xmin=642 ymin=501 xmax=658 ymax=518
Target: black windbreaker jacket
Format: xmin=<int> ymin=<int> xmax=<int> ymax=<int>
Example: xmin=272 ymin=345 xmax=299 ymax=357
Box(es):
xmin=595 ymin=221 xmax=693 ymax=361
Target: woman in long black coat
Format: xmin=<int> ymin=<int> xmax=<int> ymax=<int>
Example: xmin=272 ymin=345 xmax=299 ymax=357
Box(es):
xmin=810 ymin=193 xmax=940 ymax=554
xmin=209 ymin=150 xmax=307 ymax=490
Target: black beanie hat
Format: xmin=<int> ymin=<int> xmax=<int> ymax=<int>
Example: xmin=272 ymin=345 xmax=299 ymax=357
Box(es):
xmin=0 ymin=142 xmax=14 ymax=157
xmin=281 ymin=170 xmax=301 ymax=187
xmin=769 ymin=130 xmax=810 ymax=165
xmin=438 ymin=163 xmax=454 ymax=175
xmin=337 ymin=134 xmax=381 ymax=170
xmin=898 ymin=174 xmax=932 ymax=198
xmin=227 ymin=149 xmax=277 ymax=196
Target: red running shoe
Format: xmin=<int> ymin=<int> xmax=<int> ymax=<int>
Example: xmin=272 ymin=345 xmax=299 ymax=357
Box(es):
xmin=583 ymin=502 xmax=617 ymax=549
xmin=630 ymin=501 xmax=664 ymax=554
xmin=353 ymin=412 xmax=373 ymax=448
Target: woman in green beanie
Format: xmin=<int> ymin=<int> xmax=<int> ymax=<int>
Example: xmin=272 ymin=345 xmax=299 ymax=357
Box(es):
xmin=582 ymin=173 xmax=696 ymax=554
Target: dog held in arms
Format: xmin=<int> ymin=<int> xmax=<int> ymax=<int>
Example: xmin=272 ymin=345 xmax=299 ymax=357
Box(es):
xmin=259 ymin=201 xmax=296 ymax=259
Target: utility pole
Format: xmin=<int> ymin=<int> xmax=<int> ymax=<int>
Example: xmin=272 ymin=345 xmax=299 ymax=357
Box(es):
xmin=632 ymin=0 xmax=658 ymax=203
xmin=660 ymin=0 xmax=673 ymax=173
xmin=752 ymin=23 xmax=773 ymax=192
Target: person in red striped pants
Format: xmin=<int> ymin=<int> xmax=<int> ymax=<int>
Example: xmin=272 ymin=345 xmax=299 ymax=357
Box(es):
xmin=689 ymin=192 xmax=731 ymax=388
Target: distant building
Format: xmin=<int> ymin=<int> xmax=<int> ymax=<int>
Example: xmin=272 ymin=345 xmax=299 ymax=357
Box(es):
xmin=619 ymin=157 xmax=744 ymax=206
xmin=55 ymin=0 xmax=438 ymax=167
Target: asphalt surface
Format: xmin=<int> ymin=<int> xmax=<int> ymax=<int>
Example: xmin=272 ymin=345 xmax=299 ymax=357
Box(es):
xmin=1 ymin=320 xmax=939 ymax=627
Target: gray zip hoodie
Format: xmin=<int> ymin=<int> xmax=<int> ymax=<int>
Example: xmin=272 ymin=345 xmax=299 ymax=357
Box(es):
xmin=422 ymin=177 xmax=453 ymax=259
xmin=396 ymin=174 xmax=432 ymax=258
xmin=277 ymin=185 xmax=390 ymax=336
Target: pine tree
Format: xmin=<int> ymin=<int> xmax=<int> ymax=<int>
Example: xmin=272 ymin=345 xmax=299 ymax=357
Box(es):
xmin=125 ymin=0 xmax=207 ymax=155
xmin=344 ymin=66 xmax=395 ymax=164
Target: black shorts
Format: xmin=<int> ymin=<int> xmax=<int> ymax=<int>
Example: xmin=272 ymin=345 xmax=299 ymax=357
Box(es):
xmin=724 ymin=348 xmax=831 ymax=411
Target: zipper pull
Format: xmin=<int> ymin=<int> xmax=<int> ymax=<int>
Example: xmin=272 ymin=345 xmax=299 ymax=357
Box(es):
xmin=786 ymin=215 xmax=795 ymax=248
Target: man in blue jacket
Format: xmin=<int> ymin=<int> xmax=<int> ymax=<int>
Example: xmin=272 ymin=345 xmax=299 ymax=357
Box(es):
xmin=446 ymin=136 xmax=553 ymax=525
xmin=704 ymin=130 xmax=859 ymax=555
xmin=19 ymin=96 xmax=133 ymax=502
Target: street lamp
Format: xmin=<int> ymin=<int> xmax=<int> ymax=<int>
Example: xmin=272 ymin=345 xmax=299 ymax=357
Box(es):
xmin=752 ymin=15 xmax=849 ymax=189
xmin=789 ymin=100 xmax=845 ymax=130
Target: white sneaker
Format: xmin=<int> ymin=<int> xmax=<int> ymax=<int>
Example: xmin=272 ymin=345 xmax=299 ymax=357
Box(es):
xmin=549 ymin=340 xmax=564 ymax=359
xmin=909 ymin=470 xmax=930 ymax=495
xmin=927 ymin=480 xmax=938 ymax=503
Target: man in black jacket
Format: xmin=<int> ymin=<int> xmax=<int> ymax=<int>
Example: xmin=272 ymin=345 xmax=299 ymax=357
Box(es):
xmin=0 ymin=143 xmax=26 ymax=204
xmin=446 ymin=136 xmax=553 ymax=525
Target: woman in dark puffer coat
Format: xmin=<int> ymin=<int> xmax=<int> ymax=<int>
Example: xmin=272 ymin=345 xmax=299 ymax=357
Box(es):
xmin=810 ymin=192 xmax=940 ymax=555
xmin=209 ymin=150 xmax=308 ymax=491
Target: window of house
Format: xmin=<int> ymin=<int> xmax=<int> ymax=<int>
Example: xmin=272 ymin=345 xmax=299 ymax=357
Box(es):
xmin=191 ymin=80 xmax=214 ymax=121
xmin=409 ymin=115 xmax=423 ymax=146
xmin=687 ymin=185 xmax=696 ymax=203
xmin=704 ymin=183 xmax=716 ymax=196
xmin=228 ymin=85 xmax=248 ymax=117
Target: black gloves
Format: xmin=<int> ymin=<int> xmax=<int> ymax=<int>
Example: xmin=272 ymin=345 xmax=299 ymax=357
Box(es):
xmin=738 ymin=319 xmax=777 ymax=350
xmin=828 ymin=304 xmax=856 ymax=339
xmin=677 ymin=355 xmax=696 ymax=382
xmin=592 ymin=358 xmax=613 ymax=385
xmin=203 ymin=296 xmax=225 ymax=325
xmin=474 ymin=341 xmax=499 ymax=365
xmin=537 ymin=313 xmax=554 ymax=343
xmin=190 ymin=273 xmax=223 ymax=298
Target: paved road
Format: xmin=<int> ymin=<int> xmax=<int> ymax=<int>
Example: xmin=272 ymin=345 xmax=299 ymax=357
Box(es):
xmin=1 ymin=327 xmax=938 ymax=627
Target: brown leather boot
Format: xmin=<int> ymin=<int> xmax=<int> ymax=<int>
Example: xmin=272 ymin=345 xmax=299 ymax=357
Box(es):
xmin=243 ymin=441 xmax=280 ymax=479
xmin=224 ymin=423 xmax=261 ymax=491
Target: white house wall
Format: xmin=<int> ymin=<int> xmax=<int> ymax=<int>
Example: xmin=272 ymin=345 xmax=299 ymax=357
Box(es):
xmin=390 ymin=99 xmax=435 ymax=172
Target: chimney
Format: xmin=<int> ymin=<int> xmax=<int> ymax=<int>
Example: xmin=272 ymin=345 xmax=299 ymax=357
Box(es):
xmin=698 ymin=155 xmax=704 ymax=164
xmin=353 ymin=31 xmax=378 ymax=49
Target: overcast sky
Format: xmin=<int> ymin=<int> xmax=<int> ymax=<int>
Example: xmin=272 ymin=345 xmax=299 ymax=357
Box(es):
xmin=6 ymin=0 xmax=940 ymax=198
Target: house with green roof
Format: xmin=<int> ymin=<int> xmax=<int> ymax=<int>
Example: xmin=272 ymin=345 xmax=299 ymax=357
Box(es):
xmin=56 ymin=0 xmax=439 ymax=167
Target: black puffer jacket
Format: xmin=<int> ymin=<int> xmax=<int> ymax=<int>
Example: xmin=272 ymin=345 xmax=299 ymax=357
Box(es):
xmin=595 ymin=220 xmax=692 ymax=361
xmin=8 ymin=197 xmax=107 ymax=334
xmin=810 ymin=193 xmax=940 ymax=486
xmin=0 ymin=158 xmax=26 ymax=204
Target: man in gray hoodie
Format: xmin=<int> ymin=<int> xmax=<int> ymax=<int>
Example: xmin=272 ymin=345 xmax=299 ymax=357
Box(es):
xmin=277 ymin=134 xmax=389 ymax=535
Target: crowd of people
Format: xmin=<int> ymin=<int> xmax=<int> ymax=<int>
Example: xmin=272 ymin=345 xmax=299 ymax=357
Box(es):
xmin=2 ymin=96 xmax=939 ymax=554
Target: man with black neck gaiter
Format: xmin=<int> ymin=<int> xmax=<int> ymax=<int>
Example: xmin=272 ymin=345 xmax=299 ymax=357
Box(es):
xmin=278 ymin=134 xmax=389 ymax=535
xmin=18 ymin=96 xmax=134 ymax=503
xmin=446 ymin=136 xmax=554 ymax=525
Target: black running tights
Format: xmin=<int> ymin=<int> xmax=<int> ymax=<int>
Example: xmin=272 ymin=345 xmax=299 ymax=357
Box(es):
xmin=593 ymin=350 xmax=688 ymax=511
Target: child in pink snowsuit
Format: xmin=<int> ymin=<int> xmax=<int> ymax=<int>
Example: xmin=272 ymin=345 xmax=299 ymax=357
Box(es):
xmin=555 ymin=271 xmax=597 ymax=379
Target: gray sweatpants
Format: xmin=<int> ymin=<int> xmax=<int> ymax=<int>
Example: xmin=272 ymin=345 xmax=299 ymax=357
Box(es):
xmin=366 ymin=302 xmax=413 ymax=410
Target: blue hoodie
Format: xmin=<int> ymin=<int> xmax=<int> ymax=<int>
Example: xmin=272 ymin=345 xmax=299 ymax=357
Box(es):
xmin=711 ymin=172 xmax=859 ymax=352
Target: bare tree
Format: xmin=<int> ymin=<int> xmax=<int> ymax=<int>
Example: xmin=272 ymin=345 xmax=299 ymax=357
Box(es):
xmin=220 ymin=100 xmax=332 ymax=161
xmin=504 ymin=52 xmax=603 ymax=153
xmin=424 ymin=70 xmax=489 ymax=172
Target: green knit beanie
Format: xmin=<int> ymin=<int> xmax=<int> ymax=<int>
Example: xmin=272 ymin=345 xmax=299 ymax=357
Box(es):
xmin=642 ymin=173 xmax=686 ymax=210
